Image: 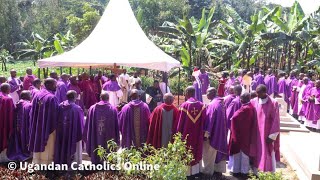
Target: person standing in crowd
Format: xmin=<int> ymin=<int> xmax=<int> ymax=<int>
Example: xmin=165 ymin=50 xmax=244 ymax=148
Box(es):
xmin=7 ymin=91 xmax=32 ymax=161
xmin=298 ymin=77 xmax=311 ymax=123
xmin=23 ymin=68 xmax=37 ymax=90
xmin=226 ymin=85 xmax=243 ymax=129
xmin=199 ymin=68 xmax=210 ymax=95
xmin=228 ymin=93 xmax=256 ymax=177
xmin=251 ymin=85 xmax=280 ymax=172
xmin=128 ymin=79 xmax=146 ymax=103
xmin=218 ymin=72 xmax=228 ymax=97
xmin=264 ymin=68 xmax=278 ymax=97
xmin=119 ymin=69 xmax=130 ymax=103
xmin=305 ymin=80 xmax=320 ymax=130
xmin=192 ymin=75 xmax=203 ymax=102
xmin=146 ymin=80 xmax=163 ymax=112
xmin=54 ymin=90 xmax=84 ymax=167
xmin=83 ymin=92 xmax=119 ymax=164
xmin=29 ymin=78 xmax=59 ymax=165
xmin=277 ymin=72 xmax=287 ymax=102
xmin=225 ymin=71 xmax=235 ymax=95
xmin=119 ymin=89 xmax=150 ymax=148
xmin=201 ymin=87 xmax=227 ymax=178
xmin=80 ymin=73 xmax=97 ymax=110
xmin=29 ymin=78 xmax=41 ymax=100
xmin=102 ymin=74 xmax=123 ymax=107
xmin=55 ymin=73 xmax=69 ymax=104
xmin=252 ymin=68 xmax=265 ymax=91
xmin=177 ymin=86 xmax=206 ymax=177
xmin=0 ymin=83 xmax=14 ymax=162
xmin=224 ymin=86 xmax=235 ymax=108
xmin=0 ymin=76 xmax=6 ymax=86
xmin=290 ymin=73 xmax=304 ymax=116
xmin=68 ymin=76 xmax=84 ymax=109
xmin=94 ymin=70 xmax=107 ymax=101
xmin=129 ymin=72 xmax=141 ymax=90
xmin=8 ymin=69 xmax=22 ymax=104
xmin=147 ymin=93 xmax=178 ymax=148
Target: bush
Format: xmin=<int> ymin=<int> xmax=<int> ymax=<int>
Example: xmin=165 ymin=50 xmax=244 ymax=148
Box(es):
xmin=140 ymin=76 xmax=154 ymax=90
xmin=169 ymin=76 xmax=190 ymax=95
xmin=96 ymin=133 xmax=193 ymax=180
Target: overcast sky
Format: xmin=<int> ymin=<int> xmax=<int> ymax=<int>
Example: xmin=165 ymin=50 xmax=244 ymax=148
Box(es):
xmin=266 ymin=0 xmax=320 ymax=14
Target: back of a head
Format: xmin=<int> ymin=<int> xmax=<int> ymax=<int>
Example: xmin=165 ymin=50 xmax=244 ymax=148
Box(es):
xmin=240 ymin=92 xmax=251 ymax=104
xmin=20 ymin=90 xmax=32 ymax=101
xmin=130 ymin=89 xmax=140 ymax=100
xmin=250 ymin=91 xmax=257 ymax=99
xmin=234 ymin=85 xmax=242 ymax=96
xmin=185 ymin=86 xmax=195 ymax=99
xmin=66 ymin=90 xmax=77 ymax=102
xmin=256 ymin=84 xmax=267 ymax=94
xmin=0 ymin=83 xmax=10 ymax=94
xmin=100 ymin=92 xmax=109 ymax=101
xmin=32 ymin=78 xmax=41 ymax=86
xmin=44 ymin=78 xmax=56 ymax=89
xmin=163 ymin=93 xmax=174 ymax=105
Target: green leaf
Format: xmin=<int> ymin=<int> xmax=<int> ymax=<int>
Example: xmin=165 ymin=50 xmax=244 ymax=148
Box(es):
xmin=180 ymin=47 xmax=190 ymax=67
xmin=54 ymin=40 xmax=64 ymax=54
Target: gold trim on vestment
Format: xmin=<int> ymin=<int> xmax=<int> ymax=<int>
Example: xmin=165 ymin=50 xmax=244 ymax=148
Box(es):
xmin=180 ymin=105 xmax=206 ymax=123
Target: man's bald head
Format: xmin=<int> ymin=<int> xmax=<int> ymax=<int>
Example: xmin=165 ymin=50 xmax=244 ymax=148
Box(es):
xmin=0 ymin=83 xmax=11 ymax=94
xmin=185 ymin=86 xmax=195 ymax=99
xmin=206 ymin=87 xmax=217 ymax=100
xmin=234 ymin=85 xmax=242 ymax=96
xmin=44 ymin=78 xmax=57 ymax=91
xmin=240 ymin=92 xmax=251 ymax=104
xmin=61 ymin=73 xmax=69 ymax=81
xmin=100 ymin=92 xmax=110 ymax=101
xmin=66 ymin=90 xmax=77 ymax=102
xmin=32 ymin=78 xmax=41 ymax=89
xmin=10 ymin=69 xmax=17 ymax=78
xmin=163 ymin=93 xmax=174 ymax=105
xmin=130 ymin=89 xmax=140 ymax=100
xmin=256 ymin=84 xmax=268 ymax=99
xmin=20 ymin=90 xmax=32 ymax=101
xmin=228 ymin=86 xmax=235 ymax=95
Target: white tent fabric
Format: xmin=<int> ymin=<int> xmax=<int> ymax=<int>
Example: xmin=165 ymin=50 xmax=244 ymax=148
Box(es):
xmin=38 ymin=0 xmax=180 ymax=72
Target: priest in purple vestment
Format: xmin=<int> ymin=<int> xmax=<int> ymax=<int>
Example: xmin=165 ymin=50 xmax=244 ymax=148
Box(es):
xmin=199 ymin=68 xmax=210 ymax=95
xmin=225 ymin=72 xmax=236 ymax=95
xmin=277 ymin=72 xmax=287 ymax=102
xmin=290 ymin=73 xmax=305 ymax=116
xmin=29 ymin=78 xmax=59 ymax=165
xmin=118 ymin=89 xmax=150 ymax=148
xmin=80 ymin=73 xmax=97 ymax=110
xmin=29 ymin=78 xmax=41 ymax=100
xmin=224 ymin=86 xmax=235 ymax=108
xmin=228 ymin=93 xmax=256 ymax=176
xmin=83 ymin=92 xmax=119 ymax=164
xmin=192 ymin=76 xmax=203 ymax=102
xmin=54 ymin=90 xmax=84 ymax=166
xmin=8 ymin=69 xmax=22 ymax=104
xmin=264 ymin=69 xmax=278 ymax=97
xmin=177 ymin=86 xmax=206 ymax=177
xmin=55 ymin=74 xmax=69 ymax=103
xmin=250 ymin=85 xmax=280 ymax=172
xmin=305 ymin=80 xmax=320 ymax=130
xmin=102 ymin=74 xmax=123 ymax=107
xmin=226 ymin=85 xmax=243 ymax=129
xmin=298 ymin=77 xmax=310 ymax=122
xmin=0 ymin=83 xmax=14 ymax=163
xmin=94 ymin=70 xmax=108 ymax=101
xmin=7 ymin=91 xmax=32 ymax=161
xmin=286 ymin=71 xmax=298 ymax=103
xmin=23 ymin=68 xmax=37 ymax=90
xmin=0 ymin=76 xmax=6 ymax=86
xmin=252 ymin=68 xmax=265 ymax=91
xmin=201 ymin=87 xmax=227 ymax=176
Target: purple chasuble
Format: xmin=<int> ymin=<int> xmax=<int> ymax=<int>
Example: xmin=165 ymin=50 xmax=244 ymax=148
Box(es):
xmin=102 ymin=80 xmax=121 ymax=91
xmin=205 ymin=97 xmax=228 ymax=163
xmin=226 ymin=96 xmax=242 ymax=129
xmin=278 ymin=77 xmax=287 ymax=101
xmin=55 ymin=80 xmax=68 ymax=103
xmin=118 ymin=100 xmax=150 ymax=148
xmin=225 ymin=77 xmax=235 ymax=95
xmin=177 ymin=98 xmax=206 ymax=166
xmin=68 ymin=83 xmax=84 ymax=109
xmin=7 ymin=100 xmax=32 ymax=161
xmin=264 ymin=75 xmax=278 ymax=95
xmin=193 ymin=81 xmax=203 ymax=102
xmin=29 ymin=86 xmax=40 ymax=100
xmin=300 ymin=83 xmax=314 ymax=116
xmin=54 ymin=101 xmax=84 ymax=166
xmin=23 ymin=75 xmax=36 ymax=90
xmin=224 ymin=94 xmax=236 ymax=109
xmin=29 ymin=89 xmax=59 ymax=152
xmin=305 ymin=87 xmax=320 ymax=121
xmin=83 ymin=101 xmax=119 ymax=164
xmin=199 ymin=73 xmax=210 ymax=95
xmin=250 ymin=97 xmax=280 ymax=172
xmin=8 ymin=77 xmax=22 ymax=94
xmin=252 ymin=73 xmax=265 ymax=91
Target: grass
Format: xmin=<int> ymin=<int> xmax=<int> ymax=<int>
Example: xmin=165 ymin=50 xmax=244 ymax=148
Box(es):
xmin=1 ymin=60 xmax=95 ymax=78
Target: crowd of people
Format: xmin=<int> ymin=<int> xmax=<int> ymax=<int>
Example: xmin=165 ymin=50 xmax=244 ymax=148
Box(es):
xmin=0 ymin=66 xmax=319 ymax=179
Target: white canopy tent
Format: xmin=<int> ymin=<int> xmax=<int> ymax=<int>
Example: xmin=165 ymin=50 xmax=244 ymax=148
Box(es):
xmin=38 ymin=0 xmax=180 ymax=72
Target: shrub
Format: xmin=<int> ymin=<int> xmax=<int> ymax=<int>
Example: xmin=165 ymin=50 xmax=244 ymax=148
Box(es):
xmin=140 ymin=76 xmax=154 ymax=90
xmin=96 ymin=133 xmax=193 ymax=180
xmin=169 ymin=76 xmax=189 ymax=95
xmin=249 ymin=171 xmax=284 ymax=180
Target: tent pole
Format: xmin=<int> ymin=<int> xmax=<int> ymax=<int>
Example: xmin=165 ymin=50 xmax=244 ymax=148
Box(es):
xmin=69 ymin=67 xmax=72 ymax=75
xmin=77 ymin=68 xmax=80 ymax=75
xmin=60 ymin=67 xmax=62 ymax=75
xmin=178 ymin=68 xmax=181 ymax=106
xmin=46 ymin=67 xmax=48 ymax=78
xmin=89 ymin=66 xmax=92 ymax=75
xmin=164 ymin=72 xmax=168 ymax=93
xmin=37 ymin=67 xmax=40 ymax=79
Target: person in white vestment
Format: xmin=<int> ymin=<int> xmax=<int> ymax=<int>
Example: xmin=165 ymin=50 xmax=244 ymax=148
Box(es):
xmin=119 ymin=69 xmax=130 ymax=103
